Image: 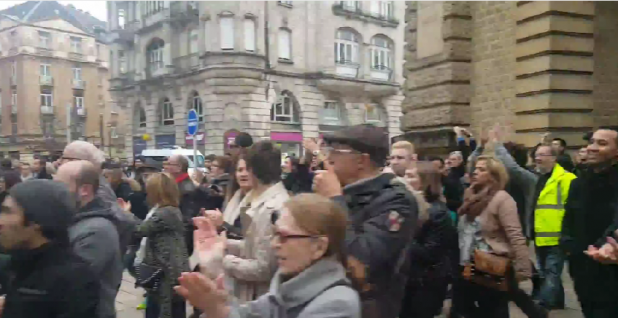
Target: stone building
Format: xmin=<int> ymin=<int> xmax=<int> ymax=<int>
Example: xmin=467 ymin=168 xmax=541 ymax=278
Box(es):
xmin=107 ymin=1 xmax=405 ymax=158
xmin=401 ymin=1 xmax=618 ymax=154
xmin=0 ymin=1 xmax=124 ymax=160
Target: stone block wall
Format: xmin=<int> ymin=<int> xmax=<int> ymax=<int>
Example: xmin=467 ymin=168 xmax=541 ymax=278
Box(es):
xmin=593 ymin=2 xmax=618 ymax=129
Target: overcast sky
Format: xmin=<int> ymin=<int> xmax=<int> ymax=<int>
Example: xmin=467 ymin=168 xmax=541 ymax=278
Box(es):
xmin=0 ymin=1 xmax=107 ymax=22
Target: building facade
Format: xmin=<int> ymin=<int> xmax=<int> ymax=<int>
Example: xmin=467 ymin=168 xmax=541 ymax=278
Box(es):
xmin=401 ymin=1 xmax=618 ymax=154
xmin=0 ymin=1 xmax=124 ymax=161
xmin=107 ymin=1 xmax=405 ymax=158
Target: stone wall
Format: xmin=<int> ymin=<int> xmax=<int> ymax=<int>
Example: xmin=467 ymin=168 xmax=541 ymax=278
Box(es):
xmin=470 ymin=1 xmax=517 ymax=137
xmin=593 ymin=2 xmax=618 ymax=129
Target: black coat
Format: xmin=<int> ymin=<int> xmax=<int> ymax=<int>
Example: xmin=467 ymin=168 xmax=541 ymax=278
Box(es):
xmin=561 ymin=165 xmax=618 ymax=304
xmin=283 ymin=164 xmax=314 ymax=194
xmin=2 ymin=243 xmax=99 ymax=318
xmin=333 ymin=173 xmax=419 ymax=318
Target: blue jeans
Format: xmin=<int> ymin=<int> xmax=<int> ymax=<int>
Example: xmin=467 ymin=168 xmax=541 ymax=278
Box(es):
xmin=535 ymin=245 xmax=565 ymax=309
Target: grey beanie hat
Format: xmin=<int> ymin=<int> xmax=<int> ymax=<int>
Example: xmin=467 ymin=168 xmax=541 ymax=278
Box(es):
xmin=8 ymin=180 xmax=77 ymax=231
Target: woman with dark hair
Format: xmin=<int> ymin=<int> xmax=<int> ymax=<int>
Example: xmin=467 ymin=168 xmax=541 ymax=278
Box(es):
xmin=400 ymin=162 xmax=458 ymax=318
xmin=282 ymin=154 xmax=314 ymax=195
xmin=177 ymin=194 xmax=361 ymax=318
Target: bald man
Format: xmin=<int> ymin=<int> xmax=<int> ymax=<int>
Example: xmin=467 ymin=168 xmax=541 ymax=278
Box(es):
xmin=165 ymin=154 xmax=198 ymax=254
xmin=55 ymin=161 xmax=122 ymax=318
xmin=61 ymin=141 xmax=136 ymax=255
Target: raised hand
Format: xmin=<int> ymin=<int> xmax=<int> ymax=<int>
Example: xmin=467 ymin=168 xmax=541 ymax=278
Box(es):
xmin=193 ymin=217 xmax=227 ymax=278
xmin=117 ymin=198 xmax=132 ymax=214
xmin=175 ymin=272 xmax=230 ymax=318
xmin=205 ymin=209 xmax=224 ymax=228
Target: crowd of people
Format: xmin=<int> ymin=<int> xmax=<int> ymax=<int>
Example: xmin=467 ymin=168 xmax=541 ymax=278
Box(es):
xmin=0 ymin=124 xmax=617 ymax=318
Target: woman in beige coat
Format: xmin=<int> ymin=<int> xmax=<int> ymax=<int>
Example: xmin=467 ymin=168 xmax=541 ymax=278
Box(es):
xmin=204 ymin=141 xmax=289 ymax=303
xmin=453 ymin=155 xmax=530 ymax=318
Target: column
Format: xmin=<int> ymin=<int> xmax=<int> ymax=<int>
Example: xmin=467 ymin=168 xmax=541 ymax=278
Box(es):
xmin=515 ymin=1 xmax=594 ymax=148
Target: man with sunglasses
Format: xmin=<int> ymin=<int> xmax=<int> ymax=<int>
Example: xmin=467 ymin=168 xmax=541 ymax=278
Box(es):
xmin=313 ymin=124 xmax=418 ymax=318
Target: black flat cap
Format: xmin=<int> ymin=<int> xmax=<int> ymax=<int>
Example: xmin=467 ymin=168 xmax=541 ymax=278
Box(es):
xmin=323 ymin=124 xmax=389 ymax=166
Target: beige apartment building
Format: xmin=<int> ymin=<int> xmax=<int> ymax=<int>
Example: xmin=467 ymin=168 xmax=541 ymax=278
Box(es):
xmin=0 ymin=1 xmax=125 ymax=161
xmin=401 ymin=1 xmax=618 ymax=154
xmin=107 ymin=1 xmax=405 ymax=158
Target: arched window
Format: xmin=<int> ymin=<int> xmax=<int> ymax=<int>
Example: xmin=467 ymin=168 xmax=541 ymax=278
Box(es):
xmin=278 ymin=28 xmax=291 ymax=60
xmin=161 ymin=98 xmax=174 ymax=126
xmin=220 ymin=15 xmax=235 ymax=50
xmin=189 ymin=91 xmax=204 ymax=122
xmin=271 ymin=91 xmax=298 ymax=123
xmin=335 ymin=28 xmax=359 ymax=64
xmin=146 ymin=38 xmax=165 ymax=73
xmin=371 ymin=35 xmax=392 ymax=70
xmin=135 ymin=104 xmax=146 ymax=128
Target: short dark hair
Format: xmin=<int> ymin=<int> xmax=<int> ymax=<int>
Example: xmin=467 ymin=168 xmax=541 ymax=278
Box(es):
xmin=428 ymin=156 xmax=444 ymax=165
xmin=245 ymin=141 xmax=282 ymax=185
xmin=205 ymin=154 xmax=216 ymax=162
xmin=597 ymin=127 xmax=618 ymax=148
xmin=1 ymin=159 xmax=12 ymax=169
xmin=176 ymin=155 xmax=189 ymax=173
xmin=76 ymin=163 xmax=100 ymax=193
xmin=504 ymin=142 xmax=529 ymax=168
xmin=235 ymin=132 xmax=254 ymax=148
xmin=552 ymin=138 xmax=567 ymax=148
xmin=214 ymin=156 xmax=232 ymax=174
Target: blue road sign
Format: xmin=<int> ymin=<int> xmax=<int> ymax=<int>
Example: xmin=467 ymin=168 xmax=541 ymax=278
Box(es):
xmin=187 ymin=109 xmax=198 ymax=136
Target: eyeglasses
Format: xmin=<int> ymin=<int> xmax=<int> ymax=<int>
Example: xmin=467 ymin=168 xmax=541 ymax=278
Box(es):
xmin=270 ymin=231 xmax=323 ymax=244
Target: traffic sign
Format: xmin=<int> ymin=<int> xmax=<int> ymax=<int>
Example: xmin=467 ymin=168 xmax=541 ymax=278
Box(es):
xmin=187 ymin=109 xmax=198 ymax=136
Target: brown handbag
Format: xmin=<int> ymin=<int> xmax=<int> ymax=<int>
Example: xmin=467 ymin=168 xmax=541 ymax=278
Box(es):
xmin=462 ymin=250 xmax=512 ymax=291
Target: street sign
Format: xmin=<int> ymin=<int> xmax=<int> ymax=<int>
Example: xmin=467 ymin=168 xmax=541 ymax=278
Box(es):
xmin=187 ymin=109 xmax=199 ymax=136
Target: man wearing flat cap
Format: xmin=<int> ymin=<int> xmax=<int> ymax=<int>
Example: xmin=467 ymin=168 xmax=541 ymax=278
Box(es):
xmin=313 ymin=124 xmax=418 ymax=318
xmin=0 ymin=180 xmax=99 ymax=318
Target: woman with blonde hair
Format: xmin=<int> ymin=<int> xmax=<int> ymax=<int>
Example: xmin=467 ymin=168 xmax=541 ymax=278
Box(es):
xmin=177 ymin=193 xmax=361 ymax=318
xmin=452 ymin=155 xmax=530 ymax=317
xmin=132 ymin=173 xmax=190 ymax=318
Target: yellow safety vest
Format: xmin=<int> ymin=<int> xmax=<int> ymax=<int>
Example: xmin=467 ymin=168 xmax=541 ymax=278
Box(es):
xmin=534 ymin=164 xmax=577 ymax=247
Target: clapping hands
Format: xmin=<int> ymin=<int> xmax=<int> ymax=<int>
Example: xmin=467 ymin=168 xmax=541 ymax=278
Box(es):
xmin=193 ymin=216 xmax=227 ymax=278
xmin=585 ymin=236 xmax=618 ymax=265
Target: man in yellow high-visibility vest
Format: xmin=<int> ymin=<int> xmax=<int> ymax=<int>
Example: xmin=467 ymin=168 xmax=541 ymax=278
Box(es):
xmin=532 ymin=144 xmax=577 ymax=311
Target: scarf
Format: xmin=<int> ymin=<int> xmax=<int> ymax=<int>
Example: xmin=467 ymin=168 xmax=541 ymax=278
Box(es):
xmin=134 ymin=204 xmax=158 ymax=267
xmin=175 ymin=173 xmax=190 ymax=184
xmin=458 ymin=182 xmax=499 ymax=221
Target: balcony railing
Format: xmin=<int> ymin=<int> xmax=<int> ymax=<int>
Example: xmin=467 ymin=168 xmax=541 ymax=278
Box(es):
xmin=173 ymin=53 xmax=200 ymax=73
xmin=370 ymin=65 xmax=393 ymax=81
xmin=335 ymin=59 xmax=360 ymax=78
xmin=76 ymin=107 xmax=86 ymax=117
xmin=72 ymin=79 xmax=86 ymax=89
xmin=332 ymin=3 xmax=399 ymax=26
xmin=39 ymin=75 xmax=54 ymax=86
xmin=40 ymin=106 xmax=54 ymax=115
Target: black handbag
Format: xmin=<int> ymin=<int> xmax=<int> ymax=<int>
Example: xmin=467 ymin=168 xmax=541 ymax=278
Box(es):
xmin=136 ymin=262 xmax=164 ymax=291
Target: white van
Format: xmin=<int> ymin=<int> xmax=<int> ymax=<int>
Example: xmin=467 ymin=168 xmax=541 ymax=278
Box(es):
xmin=140 ymin=147 xmax=206 ymax=175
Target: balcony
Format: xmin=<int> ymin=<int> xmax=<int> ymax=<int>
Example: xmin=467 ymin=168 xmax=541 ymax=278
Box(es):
xmin=76 ymin=107 xmax=86 ymax=117
xmin=170 ymin=2 xmax=199 ymax=24
xmin=11 ymin=105 xmax=17 ymax=114
xmin=173 ymin=53 xmax=200 ymax=74
xmin=39 ymin=75 xmax=54 ymax=86
xmin=40 ymin=106 xmax=54 ymax=115
xmin=72 ymin=79 xmax=86 ymax=89
xmin=335 ymin=60 xmax=360 ymax=78
xmin=36 ymin=47 xmax=53 ymax=56
xmin=332 ymin=3 xmax=399 ymax=27
xmin=370 ymin=65 xmax=393 ymax=81
xmin=69 ymin=52 xmax=84 ymax=61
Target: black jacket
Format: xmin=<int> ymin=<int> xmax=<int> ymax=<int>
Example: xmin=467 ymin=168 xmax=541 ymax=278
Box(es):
xmin=557 ymin=153 xmax=575 ymax=173
xmin=561 ymin=165 xmax=618 ymax=303
xmin=332 ymin=173 xmax=418 ymax=318
xmin=2 ymin=243 xmax=99 ymax=318
xmin=407 ymin=201 xmax=459 ymax=282
xmin=283 ymin=165 xmax=314 ymax=195
xmin=113 ymin=181 xmax=133 ymax=202
xmin=177 ymin=175 xmax=198 ymax=254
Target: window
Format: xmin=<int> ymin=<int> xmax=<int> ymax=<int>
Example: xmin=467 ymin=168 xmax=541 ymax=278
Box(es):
xmin=119 ymin=50 xmax=126 ymax=73
xmin=73 ymin=67 xmax=82 ymax=80
xmin=144 ymin=1 xmax=164 ymax=16
xmin=111 ymin=127 xmax=119 ymax=139
xmin=365 ymin=104 xmax=381 ymax=122
xmin=278 ymin=28 xmax=291 ymax=60
xmin=271 ymin=93 xmax=294 ymax=123
xmin=380 ymin=1 xmax=394 ymax=19
xmin=147 ymin=39 xmax=165 ymax=73
xmin=11 ymin=61 xmax=17 ymax=78
xmin=322 ymin=101 xmax=340 ymax=121
xmin=40 ymin=92 xmax=53 ymax=107
xmin=220 ymin=16 xmax=235 ymax=50
xmin=137 ymin=106 xmax=147 ymax=128
xmin=161 ymin=98 xmax=174 ymax=126
xmin=118 ymin=8 xmax=126 ymax=29
xmin=189 ymin=29 xmax=199 ymax=54
xmin=243 ymin=19 xmax=256 ymax=52
xmin=74 ymin=96 xmax=84 ymax=109
xmin=40 ymin=64 xmax=51 ymax=76
xmin=38 ymin=31 xmax=51 ymax=48
xmin=371 ymin=36 xmax=392 ymax=70
xmin=335 ymin=29 xmax=359 ymax=64
xmin=11 ymin=91 xmax=16 ymax=106
xmin=191 ymin=91 xmax=204 ymax=122
xmin=70 ymin=37 xmax=82 ymax=53
xmin=12 ymin=123 xmax=17 ymax=135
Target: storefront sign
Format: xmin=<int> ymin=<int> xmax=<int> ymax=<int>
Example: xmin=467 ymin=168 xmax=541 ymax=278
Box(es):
xmin=223 ymin=129 xmax=239 ymax=150
xmin=270 ymin=132 xmax=303 ymax=142
xmin=155 ymin=134 xmax=176 ymax=149
xmin=185 ymin=132 xmax=205 ymax=146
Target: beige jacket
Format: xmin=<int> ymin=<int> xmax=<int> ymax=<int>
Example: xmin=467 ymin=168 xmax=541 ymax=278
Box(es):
xmin=477 ymin=190 xmax=531 ymax=279
xmin=223 ymin=182 xmax=289 ymax=303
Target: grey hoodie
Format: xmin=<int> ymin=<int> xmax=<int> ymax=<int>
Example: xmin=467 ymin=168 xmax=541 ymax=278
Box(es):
xmin=69 ymin=197 xmax=123 ymax=318
xmin=229 ymin=258 xmax=360 ymax=318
